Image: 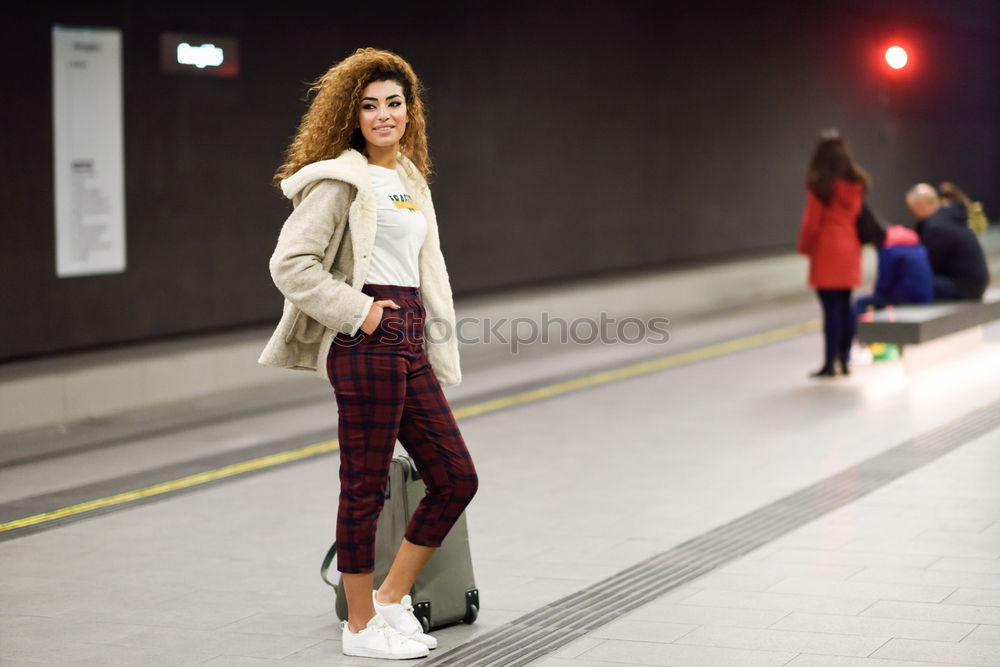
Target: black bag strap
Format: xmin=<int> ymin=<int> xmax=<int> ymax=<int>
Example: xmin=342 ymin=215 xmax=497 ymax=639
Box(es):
xmin=320 ymin=541 xmax=339 ymax=589
xmin=856 ymin=202 xmax=887 ymax=246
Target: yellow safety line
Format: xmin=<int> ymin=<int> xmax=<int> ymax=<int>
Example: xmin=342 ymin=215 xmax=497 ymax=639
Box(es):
xmin=0 ymin=318 xmax=819 ymax=534
xmin=452 ymin=319 xmax=820 ymax=418
xmin=0 ymin=440 xmax=340 ymax=533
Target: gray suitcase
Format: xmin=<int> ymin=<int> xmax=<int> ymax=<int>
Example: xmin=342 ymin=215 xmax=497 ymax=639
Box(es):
xmin=320 ymin=455 xmax=479 ymax=631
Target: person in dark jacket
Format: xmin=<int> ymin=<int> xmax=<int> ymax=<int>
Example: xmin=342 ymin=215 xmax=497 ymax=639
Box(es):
xmin=906 ymin=183 xmax=989 ymax=301
xmin=854 ymin=225 xmax=934 ymax=316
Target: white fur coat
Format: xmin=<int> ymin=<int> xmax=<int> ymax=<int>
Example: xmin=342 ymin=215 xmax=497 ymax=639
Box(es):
xmin=258 ymin=149 xmax=462 ymax=387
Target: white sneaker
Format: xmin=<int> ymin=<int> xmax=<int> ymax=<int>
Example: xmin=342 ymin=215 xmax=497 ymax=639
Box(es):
xmin=341 ymin=613 xmax=429 ymax=659
xmin=373 ymin=590 xmax=438 ymax=649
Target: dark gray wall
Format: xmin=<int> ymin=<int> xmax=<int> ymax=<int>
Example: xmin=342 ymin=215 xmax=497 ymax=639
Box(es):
xmin=2 ymin=0 xmax=999 ymax=361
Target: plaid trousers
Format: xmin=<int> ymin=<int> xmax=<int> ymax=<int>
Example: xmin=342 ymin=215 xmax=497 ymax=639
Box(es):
xmin=326 ymin=283 xmax=478 ymax=574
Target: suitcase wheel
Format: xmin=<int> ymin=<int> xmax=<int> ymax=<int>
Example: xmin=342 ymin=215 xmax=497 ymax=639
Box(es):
xmin=413 ymin=600 xmax=431 ymax=633
xmin=463 ymin=589 xmax=479 ymax=625
xmin=463 ymin=603 xmax=478 ymax=625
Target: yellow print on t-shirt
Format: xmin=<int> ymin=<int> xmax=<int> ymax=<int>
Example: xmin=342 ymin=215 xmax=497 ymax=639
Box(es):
xmin=388 ymin=193 xmax=418 ymax=212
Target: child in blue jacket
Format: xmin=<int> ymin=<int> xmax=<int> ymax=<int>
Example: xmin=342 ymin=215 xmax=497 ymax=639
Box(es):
xmin=854 ymin=224 xmax=934 ymax=316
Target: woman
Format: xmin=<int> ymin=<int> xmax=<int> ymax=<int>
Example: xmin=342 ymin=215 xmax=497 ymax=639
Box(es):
xmin=797 ymin=130 xmax=869 ymax=377
xmin=939 ymin=180 xmax=989 ymax=236
xmin=259 ymin=48 xmax=478 ymax=660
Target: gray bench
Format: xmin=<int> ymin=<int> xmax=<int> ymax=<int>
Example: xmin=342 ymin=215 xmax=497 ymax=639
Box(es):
xmin=857 ymin=287 xmax=1000 ymax=345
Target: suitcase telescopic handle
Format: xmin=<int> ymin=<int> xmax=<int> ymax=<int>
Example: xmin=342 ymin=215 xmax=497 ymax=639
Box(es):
xmin=398 ymin=454 xmax=421 ymax=481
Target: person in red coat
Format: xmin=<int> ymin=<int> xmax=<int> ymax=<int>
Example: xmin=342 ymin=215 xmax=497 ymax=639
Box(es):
xmin=797 ymin=130 xmax=869 ymax=377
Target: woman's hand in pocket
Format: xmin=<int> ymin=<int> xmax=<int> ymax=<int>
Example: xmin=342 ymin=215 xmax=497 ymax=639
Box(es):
xmin=360 ymin=299 xmax=400 ymax=335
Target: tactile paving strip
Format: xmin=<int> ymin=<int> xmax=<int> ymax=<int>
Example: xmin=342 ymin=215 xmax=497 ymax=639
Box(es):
xmin=424 ymin=399 xmax=1000 ymax=666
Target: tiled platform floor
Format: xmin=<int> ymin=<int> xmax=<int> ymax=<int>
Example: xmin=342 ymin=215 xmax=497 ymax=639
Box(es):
xmin=538 ymin=427 xmax=1000 ymax=667
xmin=3 ymin=304 xmax=1000 ymax=666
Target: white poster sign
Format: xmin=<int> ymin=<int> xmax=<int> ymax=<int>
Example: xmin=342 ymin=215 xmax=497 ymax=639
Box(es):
xmin=52 ymin=26 xmax=126 ymax=277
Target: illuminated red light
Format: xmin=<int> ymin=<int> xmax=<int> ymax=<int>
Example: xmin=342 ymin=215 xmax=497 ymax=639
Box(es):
xmin=885 ymin=45 xmax=908 ymax=70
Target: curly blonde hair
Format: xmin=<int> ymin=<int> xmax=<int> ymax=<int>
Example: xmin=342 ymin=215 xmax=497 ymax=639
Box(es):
xmin=275 ymin=48 xmax=431 ymax=183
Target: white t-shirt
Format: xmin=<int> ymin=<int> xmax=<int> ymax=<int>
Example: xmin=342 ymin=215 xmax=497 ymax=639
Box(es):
xmin=365 ymin=164 xmax=428 ymax=287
